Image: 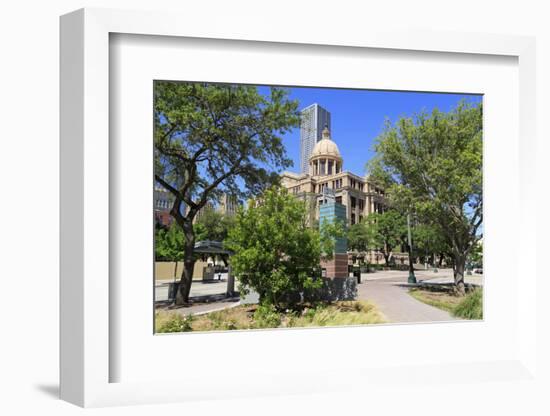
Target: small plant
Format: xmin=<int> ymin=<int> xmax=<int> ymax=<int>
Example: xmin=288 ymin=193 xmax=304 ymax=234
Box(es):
xmin=207 ymin=311 xmax=226 ymax=330
xmin=302 ymin=304 xmax=326 ymax=321
xmin=156 ymin=300 xmax=386 ymax=332
xmin=157 ymin=313 xmax=194 ymax=333
xmin=253 ymin=304 xmax=281 ymax=328
xmin=224 ymin=319 xmax=238 ymax=330
xmin=453 ymin=288 xmax=483 ymax=320
xmin=309 ymin=308 xmax=334 ymax=326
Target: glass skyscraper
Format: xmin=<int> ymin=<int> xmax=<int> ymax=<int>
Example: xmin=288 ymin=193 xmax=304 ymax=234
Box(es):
xmin=299 ymin=103 xmax=331 ymax=174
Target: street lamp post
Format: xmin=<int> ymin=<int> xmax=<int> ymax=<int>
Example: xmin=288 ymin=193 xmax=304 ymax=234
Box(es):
xmin=407 ymin=213 xmax=417 ymax=284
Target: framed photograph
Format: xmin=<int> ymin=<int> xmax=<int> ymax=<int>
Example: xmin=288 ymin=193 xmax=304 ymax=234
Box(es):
xmin=60 ymin=8 xmax=537 ymax=407
xmin=151 ymin=81 xmax=483 ymax=334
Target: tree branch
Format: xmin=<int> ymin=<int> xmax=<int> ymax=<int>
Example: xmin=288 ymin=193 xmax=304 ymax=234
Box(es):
xmin=197 ymin=156 xmax=245 ymax=209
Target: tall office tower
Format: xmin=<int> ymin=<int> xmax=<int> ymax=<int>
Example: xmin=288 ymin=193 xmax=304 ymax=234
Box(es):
xmin=299 ymin=103 xmax=331 ymax=174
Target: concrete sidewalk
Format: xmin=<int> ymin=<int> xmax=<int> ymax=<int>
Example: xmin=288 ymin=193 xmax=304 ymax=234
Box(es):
xmin=358 ymin=268 xmax=462 ymax=323
xmin=162 ymin=297 xmax=241 ymax=316
xmin=155 ymin=276 xmax=239 ymax=316
xmin=155 ymin=276 xmax=229 ymax=302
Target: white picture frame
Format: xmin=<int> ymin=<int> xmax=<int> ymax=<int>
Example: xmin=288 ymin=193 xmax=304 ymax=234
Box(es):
xmin=60 ymin=7 xmax=537 ymax=408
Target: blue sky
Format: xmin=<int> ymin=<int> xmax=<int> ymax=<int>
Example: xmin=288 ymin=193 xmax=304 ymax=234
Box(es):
xmin=259 ymin=86 xmax=482 ymax=176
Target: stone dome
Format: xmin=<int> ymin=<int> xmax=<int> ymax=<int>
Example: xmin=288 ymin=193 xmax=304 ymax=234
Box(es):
xmin=310 ymin=126 xmax=342 ymax=160
xmin=309 ymin=126 xmax=343 ymax=177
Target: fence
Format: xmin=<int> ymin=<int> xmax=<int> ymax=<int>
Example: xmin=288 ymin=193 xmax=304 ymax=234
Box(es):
xmin=154 ymin=260 xmax=208 ymax=281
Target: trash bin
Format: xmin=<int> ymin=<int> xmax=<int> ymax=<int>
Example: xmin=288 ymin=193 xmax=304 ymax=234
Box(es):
xmin=353 ymin=269 xmax=361 ymax=284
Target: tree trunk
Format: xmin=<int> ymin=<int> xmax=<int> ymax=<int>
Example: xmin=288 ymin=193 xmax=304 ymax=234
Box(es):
xmin=175 ymin=220 xmax=196 ymax=305
xmin=438 ymin=253 xmax=444 ymax=267
xmin=226 ymin=264 xmax=235 ymax=297
xmin=454 ymin=253 xmax=466 ymax=296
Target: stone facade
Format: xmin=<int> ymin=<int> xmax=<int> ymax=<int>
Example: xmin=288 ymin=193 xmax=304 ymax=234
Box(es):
xmin=154 ymin=187 xmax=175 ymax=227
xmin=281 ymin=126 xmax=388 ymax=227
xmin=186 ymin=193 xmax=242 ymax=224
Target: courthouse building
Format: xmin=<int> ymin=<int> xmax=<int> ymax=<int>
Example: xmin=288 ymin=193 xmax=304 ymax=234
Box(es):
xmin=281 ymin=125 xmax=387 ymax=227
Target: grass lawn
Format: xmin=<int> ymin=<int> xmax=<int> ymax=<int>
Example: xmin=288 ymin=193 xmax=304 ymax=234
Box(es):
xmin=155 ymin=300 xmax=387 ymax=333
xmin=409 ymin=287 xmax=483 ymax=320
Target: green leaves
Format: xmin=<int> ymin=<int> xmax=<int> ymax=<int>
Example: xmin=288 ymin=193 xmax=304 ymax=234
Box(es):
xmin=412 ymin=223 xmax=449 ymax=257
xmin=369 ymin=102 xmax=483 ymax=251
xmin=225 ymin=187 xmax=324 ymax=309
xmin=154 ymin=81 xmax=300 ymax=209
xmin=193 ymin=208 xmax=235 ymax=242
xmin=366 ymin=101 xmax=483 ymax=281
xmin=155 ymin=224 xmax=185 ymax=261
xmin=154 ymin=82 xmax=301 ymax=303
xmin=369 ymin=102 xmax=482 ymax=215
xmin=360 ymin=210 xmax=407 ymax=264
xmin=347 ymin=222 xmax=373 ymax=253
xmin=319 ymin=218 xmax=346 ymax=260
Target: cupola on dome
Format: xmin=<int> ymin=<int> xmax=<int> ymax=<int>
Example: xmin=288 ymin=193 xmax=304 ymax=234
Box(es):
xmin=309 ymin=125 xmax=343 ymax=177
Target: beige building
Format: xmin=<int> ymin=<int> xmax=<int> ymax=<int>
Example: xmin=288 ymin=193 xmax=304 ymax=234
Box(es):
xmin=189 ymin=193 xmax=242 ymax=223
xmin=154 ymin=186 xmax=175 ymax=227
xmin=281 ymin=126 xmax=387 ymax=227
xmin=219 ymin=193 xmax=241 ymax=217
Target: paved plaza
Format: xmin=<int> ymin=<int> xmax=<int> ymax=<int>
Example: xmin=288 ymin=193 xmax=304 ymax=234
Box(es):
xmin=156 ymin=268 xmax=483 ymax=321
xmin=357 ymin=268 xmax=483 ymax=323
xmin=155 ymin=273 xmax=229 ymax=302
xmin=155 ymin=273 xmax=239 ymax=315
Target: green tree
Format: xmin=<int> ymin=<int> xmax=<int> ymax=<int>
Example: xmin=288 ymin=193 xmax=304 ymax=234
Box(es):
xmin=368 ymin=101 xmax=482 ymax=294
xmin=194 ymin=207 xmax=236 ymax=243
xmin=347 ymin=221 xmax=375 ymax=254
xmin=155 ymin=224 xmax=185 ymax=278
xmin=412 ymin=223 xmax=449 ymax=266
xmin=366 ymin=210 xmax=407 ymax=266
xmin=154 ymin=81 xmax=299 ymax=304
xmin=225 ymin=187 xmax=325 ymax=310
xmin=469 ymin=239 xmax=483 ymax=267
xmin=319 ymin=217 xmax=346 ymax=261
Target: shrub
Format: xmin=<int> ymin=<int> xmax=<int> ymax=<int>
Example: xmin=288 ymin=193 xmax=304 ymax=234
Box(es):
xmin=157 ymin=313 xmax=194 ymax=333
xmin=225 ymin=187 xmax=327 ymax=310
xmin=293 ymin=301 xmax=385 ymax=327
xmin=205 ymin=311 xmax=240 ymax=330
xmin=302 ymin=304 xmax=325 ymax=321
xmin=253 ymin=304 xmax=282 ymax=328
xmin=453 ymin=288 xmax=483 ymax=320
